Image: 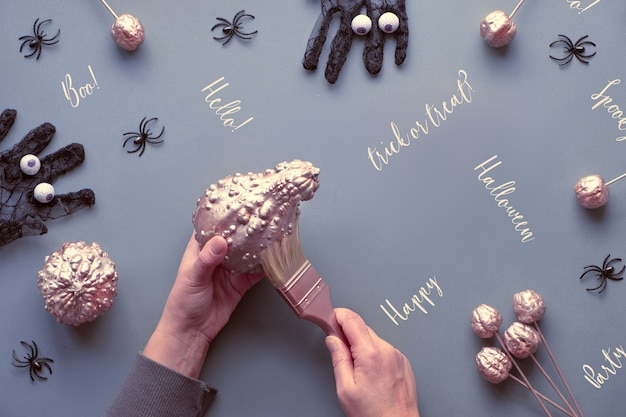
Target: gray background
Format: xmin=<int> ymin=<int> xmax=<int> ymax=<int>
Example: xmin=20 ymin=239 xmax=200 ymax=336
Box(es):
xmin=1 ymin=0 xmax=625 ymax=416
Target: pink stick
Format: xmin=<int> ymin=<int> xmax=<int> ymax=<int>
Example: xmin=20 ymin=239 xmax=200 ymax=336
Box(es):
xmin=530 ymin=354 xmax=578 ymax=417
xmin=496 ymin=334 xmax=553 ymax=417
xmin=533 ymin=323 xmax=585 ymax=417
xmin=509 ymin=374 xmax=576 ymax=417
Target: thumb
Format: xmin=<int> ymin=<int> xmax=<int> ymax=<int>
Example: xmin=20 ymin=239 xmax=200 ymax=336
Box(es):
xmin=197 ymin=236 xmax=228 ymax=268
xmin=325 ymin=335 xmax=354 ymax=384
xmin=183 ymin=236 xmax=228 ymax=285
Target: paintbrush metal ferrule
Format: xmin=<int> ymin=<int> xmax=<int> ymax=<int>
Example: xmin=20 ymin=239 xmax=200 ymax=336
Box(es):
xmin=275 ymin=260 xmax=347 ymax=343
xmin=278 ymin=260 xmax=320 ymax=314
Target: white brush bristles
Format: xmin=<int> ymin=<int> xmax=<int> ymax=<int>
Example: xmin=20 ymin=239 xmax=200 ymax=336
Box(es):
xmin=261 ymin=219 xmax=307 ymax=289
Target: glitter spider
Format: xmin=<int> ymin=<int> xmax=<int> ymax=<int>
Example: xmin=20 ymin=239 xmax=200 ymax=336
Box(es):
xmin=19 ymin=18 xmax=60 ymax=60
xmin=122 ymin=117 xmax=165 ymax=157
xmin=11 ymin=340 xmax=54 ymax=382
xmin=549 ymin=34 xmax=596 ymax=66
xmin=211 ymin=10 xmax=258 ymax=46
xmin=580 ymin=254 xmax=625 ymax=294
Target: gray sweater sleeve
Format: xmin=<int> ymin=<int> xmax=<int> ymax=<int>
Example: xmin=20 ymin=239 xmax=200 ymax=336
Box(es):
xmin=103 ymin=353 xmax=217 ymax=417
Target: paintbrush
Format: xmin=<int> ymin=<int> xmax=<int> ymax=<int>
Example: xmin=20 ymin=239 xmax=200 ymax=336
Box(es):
xmin=261 ymin=219 xmax=346 ymax=344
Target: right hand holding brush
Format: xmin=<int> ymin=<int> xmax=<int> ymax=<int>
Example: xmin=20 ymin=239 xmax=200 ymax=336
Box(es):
xmin=325 ymin=308 xmax=421 ymax=417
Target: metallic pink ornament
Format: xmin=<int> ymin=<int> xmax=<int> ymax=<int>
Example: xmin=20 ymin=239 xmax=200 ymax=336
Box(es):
xmin=480 ymin=0 xmax=526 ymax=48
xmin=574 ymin=174 xmax=609 ymax=209
xmin=192 ymin=160 xmax=320 ymax=274
xmin=503 ymin=322 xmax=541 ymax=359
xmin=476 ymin=346 xmax=512 ymax=383
xmin=513 ymin=289 xmax=545 ymax=323
xmin=111 ymin=14 xmax=144 ymax=51
xmin=37 ymin=241 xmax=118 ymax=326
xmin=471 ymin=304 xmax=503 ymax=338
xmin=480 ymin=10 xmax=517 ymax=48
xmin=100 ymin=0 xmax=144 ymax=51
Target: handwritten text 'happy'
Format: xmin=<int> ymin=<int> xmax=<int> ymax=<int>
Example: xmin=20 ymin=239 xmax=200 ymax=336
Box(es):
xmin=380 ymin=277 xmax=443 ymax=325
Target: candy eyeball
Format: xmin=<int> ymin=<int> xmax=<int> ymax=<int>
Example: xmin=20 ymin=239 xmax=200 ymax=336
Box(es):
xmin=378 ymin=12 xmax=400 ymax=34
xmin=20 ymin=154 xmax=41 ymax=176
xmin=34 ymin=182 xmax=55 ymax=203
xmin=351 ymin=14 xmax=372 ymax=35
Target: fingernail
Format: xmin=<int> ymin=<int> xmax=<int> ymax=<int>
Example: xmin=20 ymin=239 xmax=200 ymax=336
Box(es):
xmin=325 ymin=336 xmax=339 ymax=353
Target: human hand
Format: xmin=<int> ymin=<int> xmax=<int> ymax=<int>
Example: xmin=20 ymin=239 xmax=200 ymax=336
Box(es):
xmin=143 ymin=235 xmax=264 ymax=378
xmin=0 ymin=108 xmax=95 ymax=246
xmin=326 ymin=308 xmax=420 ymax=417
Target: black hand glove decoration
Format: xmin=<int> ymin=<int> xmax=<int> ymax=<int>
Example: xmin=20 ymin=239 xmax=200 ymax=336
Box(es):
xmin=0 ymin=109 xmax=95 ymax=246
xmin=302 ymin=0 xmax=408 ymax=84
xmin=364 ymin=0 xmax=409 ymax=75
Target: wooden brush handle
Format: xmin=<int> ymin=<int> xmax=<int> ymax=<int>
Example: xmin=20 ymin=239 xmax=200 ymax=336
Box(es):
xmin=277 ymin=262 xmax=347 ymax=344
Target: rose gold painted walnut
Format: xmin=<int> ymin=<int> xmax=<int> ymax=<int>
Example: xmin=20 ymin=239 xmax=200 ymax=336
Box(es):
xmin=574 ymin=174 xmax=609 ymax=209
xmin=476 ymin=346 xmax=512 ymax=383
xmin=111 ymin=14 xmax=144 ymax=51
xmin=480 ymin=10 xmax=516 ymax=48
xmin=192 ymin=160 xmax=320 ymax=274
xmin=471 ymin=304 xmax=503 ymax=338
xmin=37 ymin=241 xmax=118 ymax=326
xmin=503 ymin=322 xmax=541 ymax=359
xmin=513 ymin=289 xmax=546 ymax=323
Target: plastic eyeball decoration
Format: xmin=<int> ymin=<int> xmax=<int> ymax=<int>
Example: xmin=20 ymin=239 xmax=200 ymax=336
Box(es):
xmin=111 ymin=14 xmax=145 ymax=51
xmin=37 ymin=241 xmax=118 ymax=326
xmin=34 ymin=182 xmax=55 ymax=203
xmin=480 ymin=10 xmax=516 ymax=48
xmin=378 ymin=12 xmax=400 ymax=34
xmin=351 ymin=14 xmax=372 ymax=35
xmin=20 ymin=154 xmax=41 ymax=176
xmin=574 ymin=174 xmax=609 ymax=209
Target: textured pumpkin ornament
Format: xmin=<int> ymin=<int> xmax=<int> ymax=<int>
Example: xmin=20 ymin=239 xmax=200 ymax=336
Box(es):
xmin=192 ymin=160 xmax=320 ymax=274
xmin=37 ymin=241 xmax=118 ymax=326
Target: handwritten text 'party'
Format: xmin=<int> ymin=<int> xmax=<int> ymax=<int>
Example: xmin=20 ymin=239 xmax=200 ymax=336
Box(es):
xmin=582 ymin=344 xmax=625 ymax=389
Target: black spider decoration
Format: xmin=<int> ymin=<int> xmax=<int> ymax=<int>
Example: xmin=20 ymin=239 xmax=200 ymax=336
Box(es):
xmin=122 ymin=117 xmax=165 ymax=157
xmin=211 ymin=10 xmax=258 ymax=46
xmin=11 ymin=340 xmax=54 ymax=382
xmin=580 ymin=254 xmax=625 ymax=294
xmin=549 ymin=34 xmax=596 ymax=66
xmin=19 ymin=18 xmax=60 ymax=60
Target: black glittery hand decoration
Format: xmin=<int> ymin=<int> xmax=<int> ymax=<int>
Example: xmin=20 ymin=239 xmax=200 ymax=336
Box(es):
xmin=0 ymin=109 xmax=95 ymax=246
xmin=302 ymin=0 xmax=408 ymax=84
